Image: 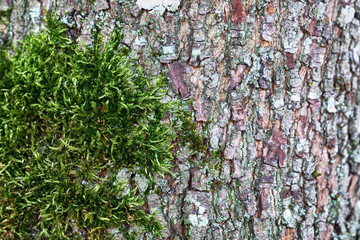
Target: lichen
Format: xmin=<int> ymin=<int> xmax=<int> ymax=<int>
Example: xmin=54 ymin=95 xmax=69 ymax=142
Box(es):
xmin=136 ymin=0 xmax=180 ymax=14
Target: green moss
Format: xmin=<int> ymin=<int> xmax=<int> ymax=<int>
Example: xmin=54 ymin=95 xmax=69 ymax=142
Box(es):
xmin=312 ymin=170 xmax=322 ymax=179
xmin=0 ymin=13 xmax=200 ymax=239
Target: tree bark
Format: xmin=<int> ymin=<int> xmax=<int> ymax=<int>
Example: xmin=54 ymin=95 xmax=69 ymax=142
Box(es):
xmin=1 ymin=0 xmax=360 ymax=239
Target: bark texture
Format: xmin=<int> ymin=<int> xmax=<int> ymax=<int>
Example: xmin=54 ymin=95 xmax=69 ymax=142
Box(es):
xmin=1 ymin=0 xmax=360 ymax=239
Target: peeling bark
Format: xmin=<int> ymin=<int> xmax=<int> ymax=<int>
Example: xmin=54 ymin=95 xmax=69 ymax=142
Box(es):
xmin=168 ymin=62 xmax=190 ymax=98
xmin=231 ymin=0 xmax=247 ymax=23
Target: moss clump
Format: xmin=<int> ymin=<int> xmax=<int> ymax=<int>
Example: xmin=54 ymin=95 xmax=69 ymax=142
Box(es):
xmin=0 ymin=14 xmax=193 ymax=239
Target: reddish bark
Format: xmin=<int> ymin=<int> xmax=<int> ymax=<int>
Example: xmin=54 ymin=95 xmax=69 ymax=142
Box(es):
xmin=231 ymin=0 xmax=247 ymax=23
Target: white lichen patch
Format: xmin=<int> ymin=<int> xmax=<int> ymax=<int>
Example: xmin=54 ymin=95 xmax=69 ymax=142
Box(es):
xmin=355 ymin=107 xmax=360 ymax=137
xmin=327 ymin=97 xmax=337 ymax=113
xmin=303 ymin=37 xmax=313 ymax=55
xmin=290 ymin=94 xmax=301 ymax=102
xmin=133 ymin=36 xmax=147 ymax=47
xmin=188 ymin=214 xmax=209 ymax=227
xmin=272 ymin=96 xmax=285 ymax=109
xmin=296 ymin=139 xmax=309 ymax=155
xmin=210 ymin=126 xmax=222 ymax=148
xmin=136 ymin=0 xmax=180 ymax=14
xmin=163 ymin=45 xmax=175 ymax=55
xmin=311 ymin=2 xmax=326 ymax=20
xmin=198 ymin=206 xmax=206 ymax=215
xmin=308 ymin=87 xmax=322 ymax=100
xmin=338 ymin=6 xmax=355 ymax=26
xmin=162 ymin=0 xmax=181 ymax=12
xmin=29 ymin=1 xmax=41 ymax=33
xmin=352 ymin=42 xmax=360 ymax=64
xmin=134 ymin=174 xmax=148 ymax=193
xmin=136 ymin=0 xmax=161 ymax=10
xmin=160 ymin=45 xmax=177 ymax=62
xmin=184 ymin=193 xmax=210 ymax=228
xmin=283 ymin=209 xmax=293 ymax=225
xmin=191 ymin=47 xmax=202 ymax=58
xmin=282 ymin=21 xmax=303 ymax=53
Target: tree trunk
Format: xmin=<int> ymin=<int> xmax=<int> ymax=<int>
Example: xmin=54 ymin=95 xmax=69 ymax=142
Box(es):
xmin=1 ymin=0 xmax=360 ymax=239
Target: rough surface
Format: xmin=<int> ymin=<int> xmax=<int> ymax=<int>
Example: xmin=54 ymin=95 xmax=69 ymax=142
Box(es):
xmin=1 ymin=0 xmax=360 ymax=239
xmin=136 ymin=0 xmax=180 ymax=14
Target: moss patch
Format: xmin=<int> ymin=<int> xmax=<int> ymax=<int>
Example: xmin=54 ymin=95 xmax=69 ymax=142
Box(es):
xmin=0 ymin=13 xmax=202 ymax=239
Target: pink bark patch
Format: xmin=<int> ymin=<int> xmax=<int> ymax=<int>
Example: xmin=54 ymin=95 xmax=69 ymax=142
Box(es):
xmin=316 ymin=150 xmax=330 ymax=212
xmin=285 ymin=52 xmax=295 ymax=69
xmin=259 ymin=184 xmax=272 ymax=211
xmin=232 ymin=0 xmax=247 ymax=23
xmin=168 ymin=62 xmax=190 ymax=98
xmin=264 ymin=122 xmax=287 ymax=167
xmin=232 ymin=104 xmax=248 ymax=130
xmin=193 ymin=99 xmax=207 ymax=122
xmin=230 ymin=64 xmax=247 ymax=89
